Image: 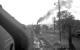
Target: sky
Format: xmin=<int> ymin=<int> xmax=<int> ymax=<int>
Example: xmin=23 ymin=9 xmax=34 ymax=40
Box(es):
xmin=0 ymin=0 xmax=80 ymax=25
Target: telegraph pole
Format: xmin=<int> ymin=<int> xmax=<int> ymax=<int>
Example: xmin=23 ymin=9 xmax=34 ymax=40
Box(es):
xmin=53 ymin=17 xmax=56 ymax=32
xmin=58 ymin=0 xmax=61 ymax=42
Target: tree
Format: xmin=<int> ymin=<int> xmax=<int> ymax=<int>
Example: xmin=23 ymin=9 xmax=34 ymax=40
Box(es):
xmin=56 ymin=10 xmax=76 ymax=50
xmin=57 ymin=10 xmax=80 ymax=36
xmin=57 ymin=10 xmax=74 ymax=32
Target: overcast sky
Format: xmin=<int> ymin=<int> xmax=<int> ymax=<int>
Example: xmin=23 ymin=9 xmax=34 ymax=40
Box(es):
xmin=0 ymin=0 xmax=80 ymax=25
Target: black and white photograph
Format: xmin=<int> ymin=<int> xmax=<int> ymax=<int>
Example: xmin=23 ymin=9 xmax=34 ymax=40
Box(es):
xmin=0 ymin=0 xmax=80 ymax=50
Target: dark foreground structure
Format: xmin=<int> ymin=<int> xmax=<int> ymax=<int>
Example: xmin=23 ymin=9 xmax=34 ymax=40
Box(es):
xmin=0 ymin=25 xmax=15 ymax=50
xmin=0 ymin=5 xmax=33 ymax=50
